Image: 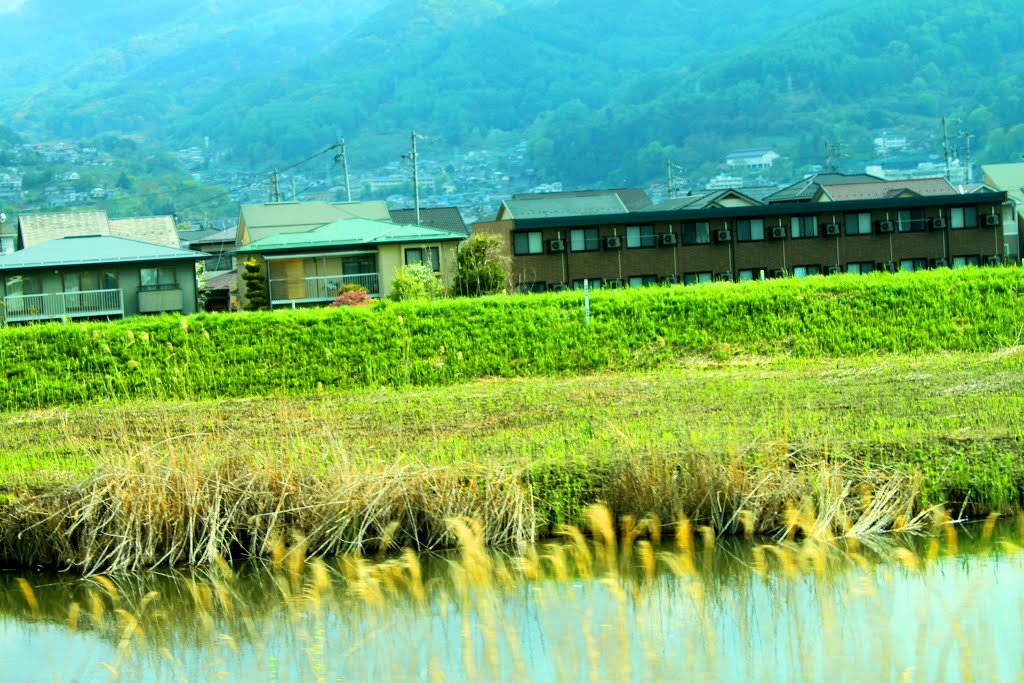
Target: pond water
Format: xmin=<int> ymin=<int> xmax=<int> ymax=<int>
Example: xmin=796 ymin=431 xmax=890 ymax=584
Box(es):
xmin=1 ymin=521 xmax=1022 ymax=682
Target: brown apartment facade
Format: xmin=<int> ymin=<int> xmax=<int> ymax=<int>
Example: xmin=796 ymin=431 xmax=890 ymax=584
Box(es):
xmin=475 ymin=191 xmax=1010 ymax=291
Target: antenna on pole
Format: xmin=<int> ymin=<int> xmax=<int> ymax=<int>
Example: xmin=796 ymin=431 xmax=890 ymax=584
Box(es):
xmin=334 ymin=135 xmax=352 ymax=202
xmin=269 ymin=170 xmax=281 ymax=203
xmin=667 ymin=160 xmax=674 ymax=199
xmin=942 ymin=117 xmax=953 ymax=183
xmin=404 ymin=131 xmax=423 ymax=225
xmin=961 ymin=129 xmax=973 ymax=185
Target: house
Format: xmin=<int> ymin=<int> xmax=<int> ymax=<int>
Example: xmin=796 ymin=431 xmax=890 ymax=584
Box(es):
xmin=235 ymin=217 xmax=465 ymax=308
xmin=389 ymin=207 xmax=469 ymax=235
xmin=16 ymin=210 xmax=181 ymax=249
xmin=185 ymin=226 xmax=238 ymax=312
xmin=0 ymin=235 xmax=206 ymax=323
xmin=473 ymin=174 xmax=1008 ymax=292
xmin=979 ymin=163 xmax=1024 ymax=261
xmin=725 ymin=148 xmax=781 ymax=169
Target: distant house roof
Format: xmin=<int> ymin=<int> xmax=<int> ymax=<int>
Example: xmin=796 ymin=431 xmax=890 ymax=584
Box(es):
xmin=726 ymin=148 xmax=779 ymax=159
xmin=510 ymin=188 xmax=652 ymax=212
xmin=0 ymin=235 xmax=205 ymax=272
xmin=17 ymin=210 xmax=181 ymax=249
xmin=389 ymin=207 xmax=468 ymax=235
xmin=642 ymin=188 xmax=766 ymax=212
xmin=765 ymin=173 xmax=885 ymax=203
xmin=818 ymin=177 xmax=956 ymax=202
xmin=188 ymin=226 xmax=237 ymax=246
xmin=239 ymin=200 xmax=391 ymax=240
xmin=236 ymin=218 xmax=465 ymax=255
xmin=982 ymin=163 xmax=1024 ymax=201
xmin=499 ymin=194 xmax=632 ymax=221
xmin=204 ymin=270 xmax=238 ymax=290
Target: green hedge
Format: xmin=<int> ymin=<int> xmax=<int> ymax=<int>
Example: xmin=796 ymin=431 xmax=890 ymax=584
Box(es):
xmin=1 ymin=267 xmax=1022 ymax=412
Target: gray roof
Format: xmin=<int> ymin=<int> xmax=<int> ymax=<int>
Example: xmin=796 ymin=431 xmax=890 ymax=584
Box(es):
xmin=239 ymin=201 xmax=390 ymax=231
xmin=17 ymin=210 xmax=181 ymax=249
xmin=500 ymin=194 xmax=629 ymax=220
xmin=187 ymin=226 xmax=237 ymax=246
xmin=766 ymin=173 xmax=883 ymax=203
xmin=389 ymin=207 xmax=469 ymax=235
xmin=642 ymin=188 xmax=767 ymax=212
xmin=511 ymin=188 xmax=652 ymax=211
xmin=0 ymin=235 xmax=205 ymax=272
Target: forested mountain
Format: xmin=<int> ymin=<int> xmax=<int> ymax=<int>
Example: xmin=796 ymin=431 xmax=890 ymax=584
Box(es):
xmin=0 ymin=0 xmax=1021 ymax=187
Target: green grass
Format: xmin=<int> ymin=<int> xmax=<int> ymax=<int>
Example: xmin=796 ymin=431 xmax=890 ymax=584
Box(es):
xmin=1 ymin=267 xmax=1022 ymax=413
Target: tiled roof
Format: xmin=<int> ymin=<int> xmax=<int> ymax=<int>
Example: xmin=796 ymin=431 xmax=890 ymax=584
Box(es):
xmin=500 ymin=194 xmax=628 ymax=220
xmin=239 ymin=201 xmax=391 ymax=231
xmin=0 ymin=235 xmax=205 ymax=271
xmin=236 ymin=218 xmax=465 ymax=254
xmin=819 ymin=177 xmax=955 ymax=201
xmin=204 ymin=271 xmax=238 ymax=290
xmin=765 ymin=173 xmax=884 ymax=203
xmin=389 ymin=207 xmax=468 ymax=235
xmin=187 ymin=226 xmax=237 ymax=246
xmin=641 ymin=189 xmax=766 ymax=212
xmin=511 ymin=188 xmax=652 ymax=212
xmin=17 ymin=211 xmax=181 ymax=249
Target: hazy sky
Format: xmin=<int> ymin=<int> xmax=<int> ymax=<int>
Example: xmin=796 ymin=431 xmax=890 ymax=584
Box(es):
xmin=0 ymin=0 xmax=26 ymax=13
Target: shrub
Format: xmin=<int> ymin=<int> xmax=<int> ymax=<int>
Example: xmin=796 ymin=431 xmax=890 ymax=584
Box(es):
xmin=240 ymin=258 xmax=269 ymax=311
xmin=454 ymin=234 xmax=507 ymax=297
xmin=330 ymin=287 xmax=372 ymax=306
xmin=389 ymin=263 xmax=444 ymax=302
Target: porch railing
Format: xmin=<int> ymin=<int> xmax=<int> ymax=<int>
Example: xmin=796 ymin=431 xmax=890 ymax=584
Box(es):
xmin=268 ymin=274 xmax=380 ymax=305
xmin=2 ymin=288 xmax=124 ymax=323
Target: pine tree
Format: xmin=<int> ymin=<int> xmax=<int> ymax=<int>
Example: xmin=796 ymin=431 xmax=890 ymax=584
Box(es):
xmin=241 ymin=257 xmax=269 ymax=310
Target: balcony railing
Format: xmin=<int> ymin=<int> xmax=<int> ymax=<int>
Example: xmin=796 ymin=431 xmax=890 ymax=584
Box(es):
xmin=268 ymin=273 xmax=380 ymax=306
xmin=2 ymin=288 xmax=124 ymax=323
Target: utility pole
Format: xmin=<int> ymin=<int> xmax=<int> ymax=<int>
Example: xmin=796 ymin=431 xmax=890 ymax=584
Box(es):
xmin=334 ymin=136 xmax=352 ymax=202
xmin=666 ymin=160 xmax=674 ymax=199
xmin=942 ymin=117 xmax=953 ymax=183
xmin=824 ymin=140 xmax=843 ymax=173
xmin=404 ymin=130 xmax=422 ymax=225
xmin=269 ymin=169 xmax=281 ymax=203
xmin=961 ymin=130 xmax=973 ymax=185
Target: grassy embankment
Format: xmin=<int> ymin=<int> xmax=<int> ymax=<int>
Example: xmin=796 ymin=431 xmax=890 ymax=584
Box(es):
xmin=0 ymin=268 xmax=1023 ymax=572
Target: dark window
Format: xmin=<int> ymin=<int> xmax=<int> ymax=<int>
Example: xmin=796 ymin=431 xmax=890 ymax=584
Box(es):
xmin=571 ymin=278 xmax=601 ymax=290
xmin=405 ymin=246 xmax=440 ymax=271
xmin=846 ymin=261 xmax=875 ymax=274
xmin=792 ymin=265 xmax=822 ymax=277
xmin=950 ymin=207 xmax=978 ymax=229
xmin=897 ymin=209 xmax=926 ymax=233
xmin=625 ymin=225 xmax=657 ymax=248
xmin=736 ymin=218 xmax=765 ymax=242
xmin=627 ymin=275 xmax=659 ymax=287
xmin=899 ymin=258 xmax=928 ymax=272
xmin=515 ymin=281 xmax=546 ymax=293
xmin=570 ymin=228 xmax=601 ymax=252
xmin=790 ymin=215 xmax=819 ymax=239
xmin=681 ymin=222 xmax=711 ymax=245
xmin=952 ymin=255 xmax=980 ymax=268
xmin=682 ymin=272 xmax=713 ymax=285
xmin=140 ymin=266 xmax=177 ymax=291
xmin=513 ymin=232 xmax=544 ymax=255
xmin=845 ymin=213 xmax=872 ymax=236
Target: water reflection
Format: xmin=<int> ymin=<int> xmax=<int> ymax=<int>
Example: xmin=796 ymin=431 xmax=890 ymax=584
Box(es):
xmin=1 ymin=520 xmax=1022 ymax=682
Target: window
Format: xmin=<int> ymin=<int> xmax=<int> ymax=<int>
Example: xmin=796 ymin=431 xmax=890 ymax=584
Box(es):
xmin=952 ymin=255 xmax=980 ymax=268
xmin=682 ymin=272 xmax=713 ymax=285
xmin=790 ymin=216 xmax=819 ymax=239
xmin=405 ymin=246 xmax=440 ymax=271
xmin=343 ymin=253 xmax=377 ymax=275
xmin=900 ymin=258 xmax=928 ymax=272
xmin=570 ymin=228 xmax=601 ymax=252
xmin=736 ymin=218 xmax=765 ymax=242
xmin=950 ymin=207 xmax=978 ymax=229
xmin=515 ymin=281 xmax=546 ymax=293
xmin=738 ymin=269 xmax=759 ymax=281
xmin=4 ymin=274 xmax=43 ymax=297
xmin=897 ymin=209 xmax=926 ymax=233
xmin=63 ymin=270 xmax=118 ymax=292
xmin=513 ymin=232 xmax=544 ymax=255
xmin=627 ymin=275 xmax=659 ymax=287
xmin=0 ymin=235 xmax=14 ymax=256
xmin=681 ymin=222 xmax=711 ymax=245
xmin=140 ymin=267 xmax=177 ymax=291
xmin=571 ymin=278 xmax=601 ymax=290
xmin=625 ymin=225 xmax=657 ymax=248
xmin=845 ymin=212 xmax=872 ymax=236
xmin=846 ymin=261 xmax=875 ymax=274
xmin=792 ymin=265 xmax=822 ymax=278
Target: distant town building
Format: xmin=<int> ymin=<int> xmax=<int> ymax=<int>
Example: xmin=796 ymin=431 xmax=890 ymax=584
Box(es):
xmin=873 ymin=133 xmax=909 ymax=156
xmin=725 ymin=148 xmax=781 ymax=169
xmin=706 ymin=174 xmax=744 ymax=190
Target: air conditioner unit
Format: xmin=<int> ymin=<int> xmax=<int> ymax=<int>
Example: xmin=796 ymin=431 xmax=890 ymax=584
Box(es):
xmin=659 ymin=232 xmax=678 ymax=246
xmin=930 ymin=216 xmax=947 ymax=230
xmin=881 ymin=261 xmax=898 ymax=273
xmin=604 ymin=235 xmax=622 ymax=250
xmin=770 ymin=226 xmax=787 ymax=240
xmin=984 ymin=213 xmax=1001 ymax=227
xmin=716 ymin=272 xmax=733 ymax=282
xmin=825 ymin=265 xmax=842 ymax=275
xmin=986 ymin=255 xmax=1002 ymax=266
xmin=715 ymin=229 xmax=732 ymax=243
xmin=548 ymin=238 xmax=565 ymax=253
xmin=550 ymin=282 xmax=567 ymax=292
xmin=770 ymin=268 xmax=786 ymax=279
xmin=662 ymin=275 xmax=680 ymax=285
xmin=876 ymin=220 xmax=895 ymax=233
xmin=932 ymin=258 xmax=949 ymax=268
xmin=824 ymin=223 xmax=841 ymax=237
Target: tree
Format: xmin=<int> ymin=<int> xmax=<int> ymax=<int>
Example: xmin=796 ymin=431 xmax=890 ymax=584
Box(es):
xmin=241 ymin=258 xmax=269 ymax=310
xmin=389 ymin=263 xmax=443 ymax=302
xmin=454 ymin=234 xmax=507 ymax=297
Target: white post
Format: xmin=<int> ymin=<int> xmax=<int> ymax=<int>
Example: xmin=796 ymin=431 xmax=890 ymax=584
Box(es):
xmin=584 ymin=279 xmax=591 ymax=324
